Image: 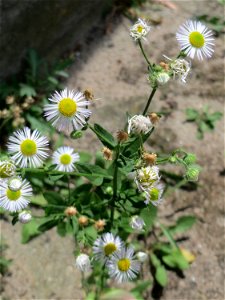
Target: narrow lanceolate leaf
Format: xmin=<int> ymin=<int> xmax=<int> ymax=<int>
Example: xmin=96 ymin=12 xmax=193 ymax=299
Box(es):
xmin=155 ymin=265 xmax=168 ymax=287
xmin=91 ymin=123 xmax=116 ymax=149
xmin=169 ymin=215 xmax=196 ymax=235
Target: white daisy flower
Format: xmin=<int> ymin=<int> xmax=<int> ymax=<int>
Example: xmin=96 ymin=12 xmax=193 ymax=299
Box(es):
xmin=144 ymin=181 xmax=164 ymax=206
xmin=107 ymin=246 xmax=140 ymax=283
xmin=0 ymin=178 xmax=32 ymax=212
xmin=18 ymin=210 xmax=32 ymax=224
xmin=44 ymin=88 xmax=91 ymax=133
xmin=75 ymin=254 xmax=92 ymax=272
xmin=135 ymin=166 xmax=160 ymax=191
xmin=128 ymin=115 xmax=153 ymax=135
xmin=7 ymin=127 xmax=49 ymax=168
xmin=176 ymin=20 xmax=214 ymax=60
xmin=52 ymin=146 xmax=80 ymax=172
xmin=130 ymin=215 xmax=145 ymax=231
xmin=93 ymin=232 xmax=124 ymax=263
xmin=0 ymin=159 xmax=16 ymax=179
xmin=130 ymin=18 xmax=151 ymax=41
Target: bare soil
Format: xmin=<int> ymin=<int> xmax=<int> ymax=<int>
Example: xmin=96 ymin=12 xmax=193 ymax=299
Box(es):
xmin=1 ymin=0 xmax=224 ymax=299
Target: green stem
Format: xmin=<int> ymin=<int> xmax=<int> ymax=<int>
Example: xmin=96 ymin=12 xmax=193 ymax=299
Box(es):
xmin=67 ymin=175 xmax=71 ymax=201
xmin=142 ymin=88 xmax=157 ymax=115
xmin=138 ymin=40 xmax=152 ymax=69
xmin=110 ymin=143 xmax=121 ymax=229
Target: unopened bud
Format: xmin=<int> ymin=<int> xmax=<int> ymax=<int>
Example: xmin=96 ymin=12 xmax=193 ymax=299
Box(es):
xmin=78 ymin=216 xmax=89 ymax=226
xmin=185 ymin=165 xmax=200 ymax=182
xmin=64 ymin=206 xmax=77 ymax=217
xmin=6 ymin=95 xmax=15 ymax=105
xmin=75 ymin=254 xmax=91 ymax=272
xmin=70 ymin=130 xmax=83 ymax=139
xmin=105 ymin=186 xmax=113 ymax=195
xmin=94 ymin=219 xmax=106 ymax=231
xmin=184 ymin=153 xmax=196 ymax=165
xmin=0 ymin=160 xmax=16 ymax=178
xmin=117 ymin=130 xmax=129 ymax=142
xmin=18 ymin=211 xmax=32 ymax=224
xmin=137 ymin=251 xmax=148 ymax=262
xmin=22 ymin=102 xmax=30 ymax=109
xmin=102 ymin=147 xmax=113 ymax=161
xmin=130 ymin=215 xmax=145 ymax=231
xmin=156 ymin=72 xmax=170 ymax=85
xmin=143 ymin=153 xmax=157 ymax=166
xmin=8 ymin=177 xmax=23 ymax=191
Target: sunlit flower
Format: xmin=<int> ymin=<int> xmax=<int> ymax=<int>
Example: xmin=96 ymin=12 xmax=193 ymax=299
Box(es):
xmin=128 ymin=115 xmax=153 ymax=135
xmin=176 ymin=20 xmax=214 ymax=60
xmin=7 ymin=127 xmax=49 ymax=168
xmin=130 ymin=18 xmax=151 ymax=41
xmin=135 ymin=166 xmax=160 ymax=191
xmin=75 ymin=254 xmax=92 ymax=272
xmin=144 ymin=181 xmax=164 ymax=206
xmin=52 ymin=146 xmax=79 ymax=172
xmin=0 ymin=178 xmax=32 ymax=212
xmin=44 ymin=88 xmax=91 ymax=133
xmin=93 ymin=233 xmax=124 ymax=263
xmin=0 ymin=159 xmax=16 ymax=179
xmin=107 ymin=246 xmax=140 ymax=283
xmin=18 ymin=210 xmax=32 ymax=224
xmin=130 ymin=215 xmax=145 ymax=231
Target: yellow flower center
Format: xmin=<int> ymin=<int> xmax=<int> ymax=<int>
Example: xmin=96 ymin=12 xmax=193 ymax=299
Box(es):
xmin=6 ymin=189 xmax=21 ymax=201
xmin=58 ymin=98 xmax=77 ymax=117
xmin=20 ymin=139 xmax=37 ymax=156
xmin=150 ymin=188 xmax=159 ymax=201
xmin=137 ymin=25 xmax=143 ymax=33
xmin=104 ymin=243 xmax=117 ymax=256
xmin=189 ymin=31 xmax=205 ymax=48
xmin=60 ymin=154 xmax=72 ymax=165
xmin=117 ymin=258 xmax=131 ymax=272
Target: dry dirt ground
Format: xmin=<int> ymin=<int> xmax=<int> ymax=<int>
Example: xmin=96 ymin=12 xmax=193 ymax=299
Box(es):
xmin=1 ymin=0 xmax=224 ymax=299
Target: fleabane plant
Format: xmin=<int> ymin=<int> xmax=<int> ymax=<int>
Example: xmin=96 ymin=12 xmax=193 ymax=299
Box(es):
xmin=0 ymin=18 xmax=214 ymax=298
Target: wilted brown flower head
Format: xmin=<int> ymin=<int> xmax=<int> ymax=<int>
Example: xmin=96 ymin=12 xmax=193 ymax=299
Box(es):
xmin=64 ymin=206 xmax=77 ymax=217
xmin=102 ymin=147 xmax=113 ymax=161
xmin=78 ymin=216 xmax=89 ymax=226
xmin=117 ymin=130 xmax=129 ymax=142
xmin=149 ymin=113 xmax=160 ymax=125
xmin=143 ymin=152 xmax=157 ymax=166
xmin=94 ymin=219 xmax=106 ymax=231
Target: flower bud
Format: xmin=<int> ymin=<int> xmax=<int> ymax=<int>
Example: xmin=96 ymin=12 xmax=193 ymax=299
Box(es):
xmin=0 ymin=160 xmax=16 ymax=178
xmin=18 ymin=211 xmax=32 ymax=224
xmin=6 ymin=95 xmax=15 ymax=105
xmin=105 ymin=186 xmax=113 ymax=195
xmin=78 ymin=216 xmax=89 ymax=226
xmin=128 ymin=115 xmax=153 ymax=135
xmin=75 ymin=254 xmax=92 ymax=272
xmin=102 ymin=147 xmax=113 ymax=161
xmin=117 ymin=130 xmax=129 ymax=142
xmin=130 ymin=215 xmax=145 ymax=231
xmin=70 ymin=130 xmax=83 ymax=139
xmin=143 ymin=152 xmax=157 ymax=166
xmin=185 ymin=165 xmax=200 ymax=182
xmin=94 ymin=219 xmax=106 ymax=231
xmin=137 ymin=251 xmax=148 ymax=262
xmin=64 ymin=206 xmax=77 ymax=217
xmin=169 ymin=155 xmax=178 ymax=164
xmin=184 ymin=153 xmax=196 ymax=165
xmin=156 ymin=72 xmax=170 ymax=85
xmin=8 ymin=177 xmax=23 ymax=191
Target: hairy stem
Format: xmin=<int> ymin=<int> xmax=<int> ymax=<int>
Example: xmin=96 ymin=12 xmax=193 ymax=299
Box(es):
xmin=138 ymin=40 xmax=152 ymax=69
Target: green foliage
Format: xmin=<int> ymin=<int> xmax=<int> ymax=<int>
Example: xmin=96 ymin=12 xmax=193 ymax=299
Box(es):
xmin=197 ymin=14 xmax=225 ymax=35
xmin=186 ymin=106 xmax=222 ymax=139
xmin=0 ymin=239 xmax=12 ymax=275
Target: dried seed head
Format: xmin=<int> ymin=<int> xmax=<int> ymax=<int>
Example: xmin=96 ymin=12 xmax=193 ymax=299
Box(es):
xmin=117 ymin=130 xmax=129 ymax=142
xmin=83 ymin=89 xmax=94 ymax=101
xmin=149 ymin=113 xmax=160 ymax=124
xmin=6 ymin=95 xmax=15 ymax=105
xmin=102 ymin=147 xmax=113 ymax=161
xmin=94 ymin=219 xmax=106 ymax=231
xmin=22 ymin=102 xmax=30 ymax=109
xmin=143 ymin=152 xmax=157 ymax=166
xmin=78 ymin=216 xmax=89 ymax=226
xmin=25 ymin=96 xmax=35 ymax=104
xmin=1 ymin=109 xmax=10 ymax=119
xmin=159 ymin=62 xmax=169 ymax=71
xmin=64 ymin=206 xmax=77 ymax=217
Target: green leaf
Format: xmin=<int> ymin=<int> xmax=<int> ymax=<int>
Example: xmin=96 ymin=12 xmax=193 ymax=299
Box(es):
xmin=84 ymin=226 xmax=98 ymax=244
xmin=159 ymin=223 xmax=177 ymax=249
xmin=207 ymin=112 xmax=223 ymax=123
xmin=31 ymin=194 xmax=47 ymax=207
xmin=155 ymin=265 xmax=168 ymax=287
xmin=43 ymin=191 xmax=65 ymax=205
xmin=26 ymin=114 xmax=54 ymax=134
xmin=131 ymin=280 xmax=152 ymax=294
xmin=186 ymin=108 xmax=199 ymax=121
xmin=19 ymin=83 xmax=37 ymax=97
xmin=21 ymin=219 xmax=42 ymax=243
xmin=79 ymin=152 xmax=92 ymax=163
xmin=150 ymin=253 xmax=161 ymax=268
xmin=169 ymin=215 xmax=196 ymax=235
xmin=140 ymin=206 xmax=157 ymax=232
xmin=54 ymin=70 xmax=69 ymax=78
xmin=48 ymin=174 xmax=65 ymax=181
xmin=57 ymin=221 xmax=67 ymax=237
xmin=92 ymin=123 xmax=116 ymax=149
xmin=162 ymin=250 xmax=189 ymax=270
xmin=38 ymin=219 xmax=59 ymax=232
xmin=48 ymin=76 xmax=59 ymax=85
xmin=71 ymin=216 xmax=79 ymax=235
